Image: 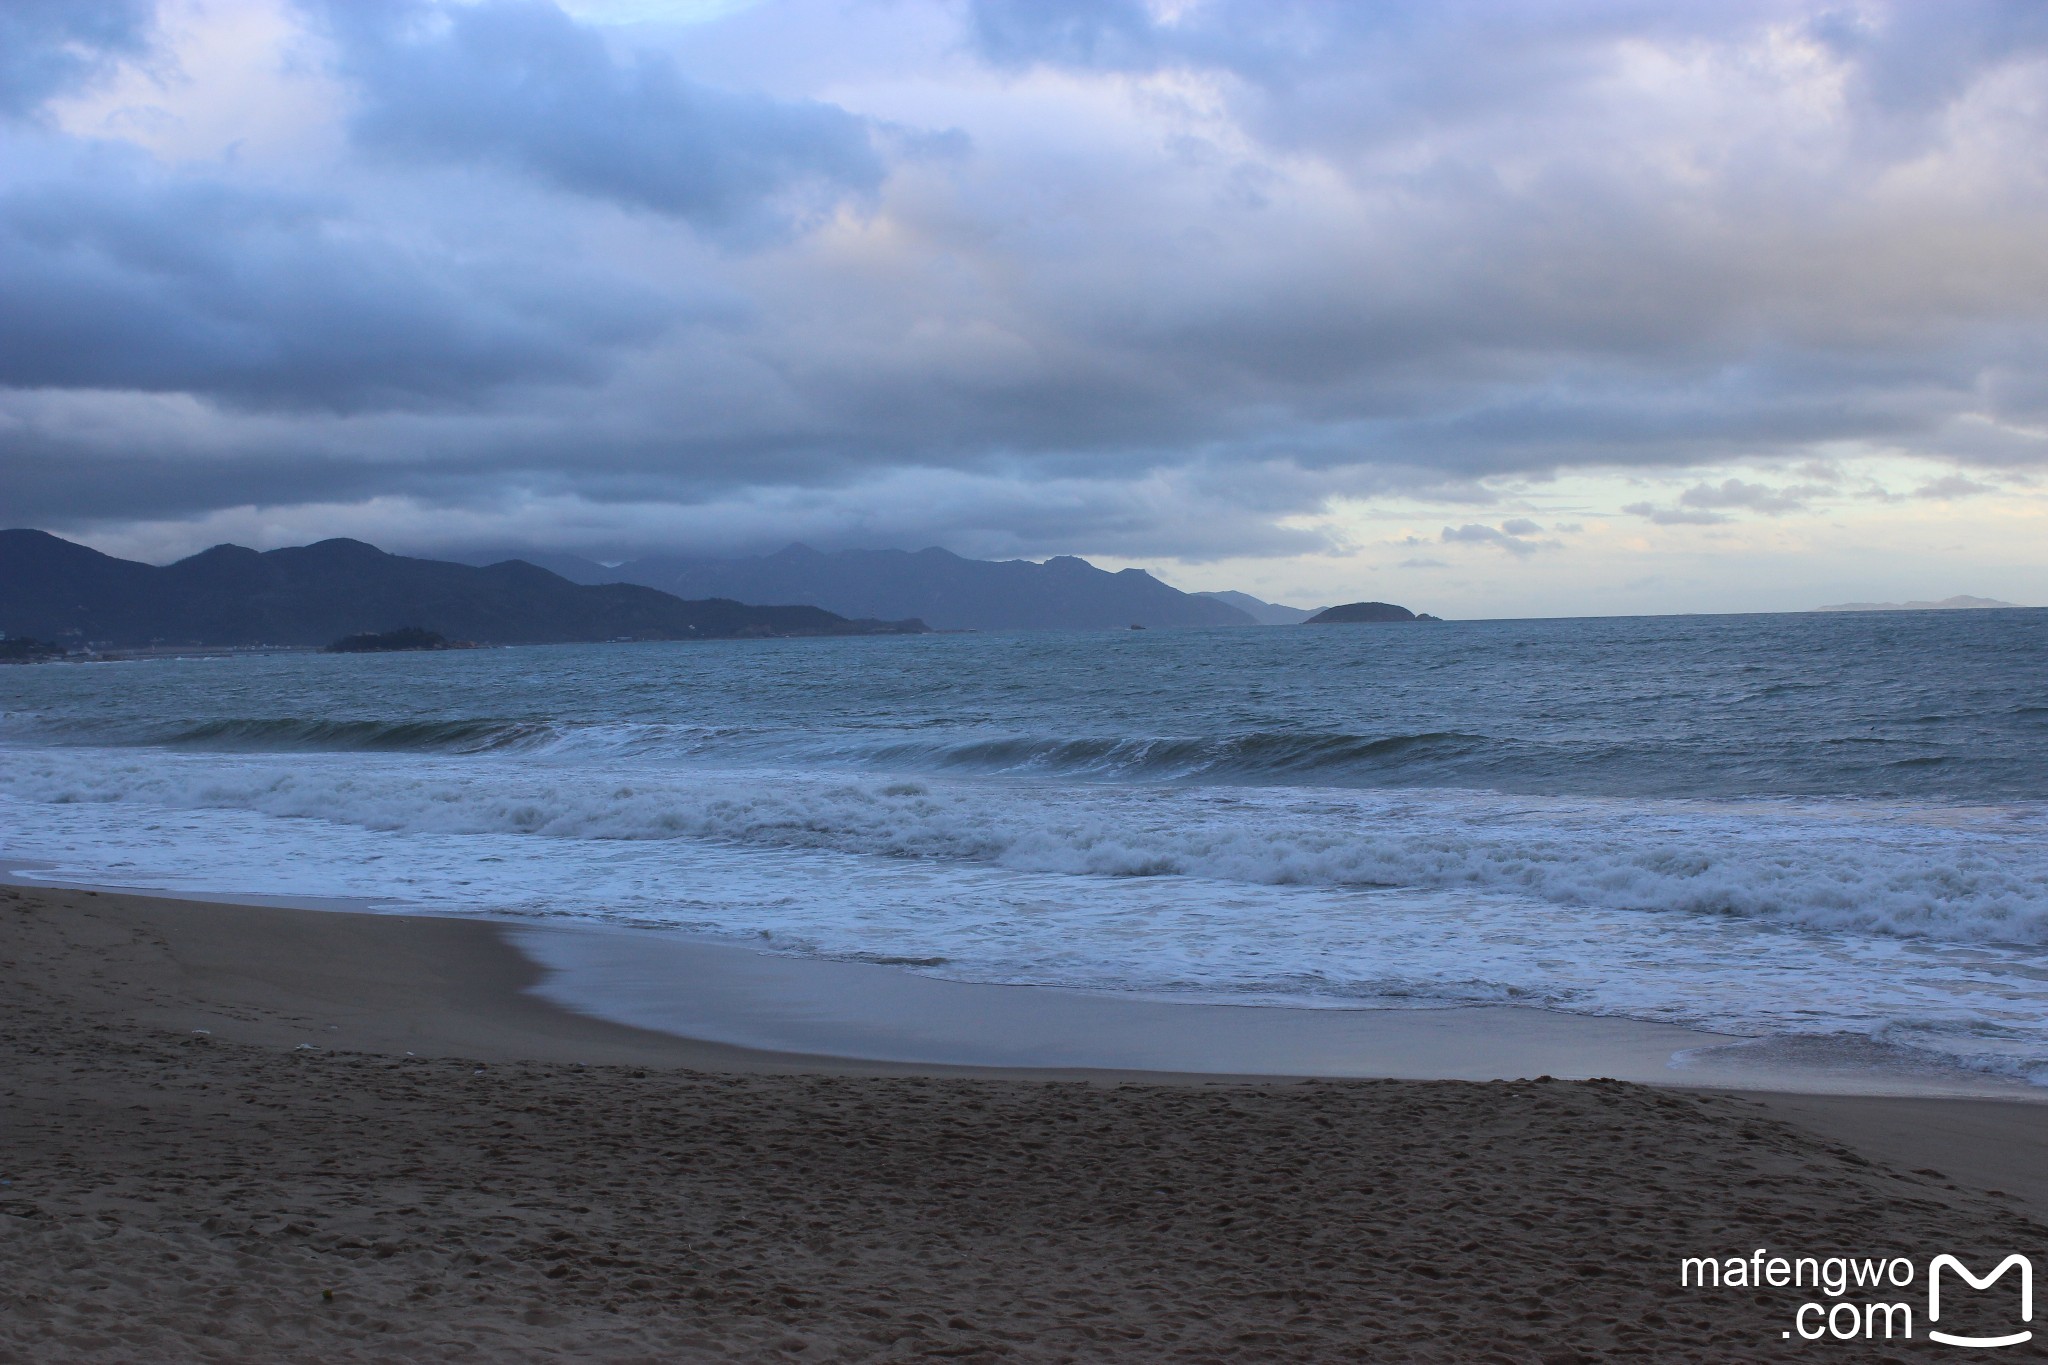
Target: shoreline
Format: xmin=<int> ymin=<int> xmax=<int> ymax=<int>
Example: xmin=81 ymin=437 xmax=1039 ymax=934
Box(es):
xmin=510 ymin=918 xmax=2044 ymax=1097
xmin=7 ymin=865 xmax=2037 ymax=1098
xmin=8 ymin=881 xmax=2048 ymax=1359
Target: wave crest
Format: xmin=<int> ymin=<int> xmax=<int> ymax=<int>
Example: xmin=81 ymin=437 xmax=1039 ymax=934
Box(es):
xmin=134 ymin=716 xmax=1509 ymax=783
xmin=167 ymin=717 xmax=556 ymax=753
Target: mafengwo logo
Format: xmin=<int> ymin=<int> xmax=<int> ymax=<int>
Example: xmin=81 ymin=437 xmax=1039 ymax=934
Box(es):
xmin=1928 ymin=1255 xmax=2032 ymax=1349
xmin=1678 ymin=1249 xmax=2033 ymax=1346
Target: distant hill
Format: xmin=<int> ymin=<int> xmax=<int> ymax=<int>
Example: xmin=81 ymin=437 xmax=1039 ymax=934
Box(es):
xmin=0 ymin=531 xmax=926 ymax=648
xmin=1813 ymin=595 xmax=2025 ymax=612
xmin=463 ymin=544 xmax=1261 ymax=631
xmin=1194 ymin=590 xmax=1321 ymax=625
xmin=1304 ymin=602 xmax=1429 ymax=624
xmin=435 ymin=547 xmax=624 ymax=585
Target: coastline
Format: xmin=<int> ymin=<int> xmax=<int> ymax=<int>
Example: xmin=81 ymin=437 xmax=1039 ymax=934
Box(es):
xmin=12 ymin=869 xmax=2038 ymax=1095
xmin=508 ymin=918 xmax=2044 ymax=1098
xmin=7 ymin=882 xmax=2047 ymax=1359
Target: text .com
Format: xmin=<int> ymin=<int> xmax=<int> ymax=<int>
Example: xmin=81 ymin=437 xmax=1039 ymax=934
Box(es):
xmin=1679 ymin=1249 xmax=2034 ymax=1346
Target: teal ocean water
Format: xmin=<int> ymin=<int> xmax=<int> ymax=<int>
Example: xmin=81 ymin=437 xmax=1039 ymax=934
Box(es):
xmin=4 ymin=610 xmax=2046 ymax=1080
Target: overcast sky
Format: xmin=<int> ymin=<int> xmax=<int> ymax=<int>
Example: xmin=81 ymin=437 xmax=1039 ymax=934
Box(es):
xmin=4 ymin=0 xmax=2046 ymax=615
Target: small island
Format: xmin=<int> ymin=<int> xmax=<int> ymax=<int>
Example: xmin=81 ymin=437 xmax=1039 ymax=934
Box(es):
xmin=325 ymin=627 xmax=460 ymax=654
xmin=1303 ymin=602 xmax=1439 ymax=624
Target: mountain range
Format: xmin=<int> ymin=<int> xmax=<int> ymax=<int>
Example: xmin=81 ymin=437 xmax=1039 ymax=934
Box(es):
xmin=446 ymin=543 xmax=1319 ymax=631
xmin=1813 ymin=595 xmax=2025 ymax=612
xmin=0 ymin=531 xmax=926 ymax=648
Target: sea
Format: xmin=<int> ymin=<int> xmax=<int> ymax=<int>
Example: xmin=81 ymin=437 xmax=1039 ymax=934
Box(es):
xmin=3 ymin=610 xmax=2046 ymax=1084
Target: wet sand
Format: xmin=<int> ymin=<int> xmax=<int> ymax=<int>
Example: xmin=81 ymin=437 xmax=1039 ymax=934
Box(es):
xmin=3 ymin=884 xmax=2044 ymax=1361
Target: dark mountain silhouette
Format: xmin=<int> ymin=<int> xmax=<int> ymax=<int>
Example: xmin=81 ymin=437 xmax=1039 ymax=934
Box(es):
xmin=0 ymin=530 xmax=926 ymax=647
xmin=437 ymin=547 xmax=623 ymax=584
xmin=1304 ymin=601 xmax=1423 ymax=624
xmin=467 ymin=543 xmax=1260 ymax=631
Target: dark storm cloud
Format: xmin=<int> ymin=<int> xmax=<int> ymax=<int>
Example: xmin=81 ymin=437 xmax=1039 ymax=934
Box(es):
xmin=0 ymin=159 xmax=668 ymax=410
xmin=309 ymin=0 xmax=883 ymax=238
xmin=0 ymin=0 xmax=154 ymax=119
xmin=0 ymin=430 xmax=381 ymax=522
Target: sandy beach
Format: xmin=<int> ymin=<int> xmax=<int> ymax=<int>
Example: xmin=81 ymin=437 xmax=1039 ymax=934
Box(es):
xmin=4 ymin=884 xmax=2045 ymax=1362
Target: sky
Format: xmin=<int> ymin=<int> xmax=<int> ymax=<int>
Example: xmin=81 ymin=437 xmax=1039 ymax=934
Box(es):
xmin=3 ymin=0 xmax=2047 ymax=617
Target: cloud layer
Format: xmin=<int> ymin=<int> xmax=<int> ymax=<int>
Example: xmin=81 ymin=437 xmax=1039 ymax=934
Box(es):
xmin=0 ymin=0 xmax=154 ymax=118
xmin=2 ymin=0 xmax=2046 ymax=600
xmin=317 ymin=0 xmax=882 ymax=235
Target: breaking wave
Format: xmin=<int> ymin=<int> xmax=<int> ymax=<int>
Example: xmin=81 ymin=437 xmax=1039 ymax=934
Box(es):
xmin=4 ymin=745 xmax=2043 ymax=947
xmin=166 ymin=717 xmax=557 ymax=753
xmin=10 ymin=711 xmax=1559 ymax=784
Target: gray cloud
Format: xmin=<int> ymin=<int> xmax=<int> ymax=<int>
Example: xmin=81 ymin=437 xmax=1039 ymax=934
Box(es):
xmin=967 ymin=0 xmax=1791 ymax=156
xmin=0 ymin=0 xmax=153 ymax=119
xmin=0 ymin=157 xmax=669 ymax=410
xmin=0 ymin=428 xmax=383 ymax=523
xmin=1622 ymin=503 xmax=1728 ymax=526
xmin=970 ymin=0 xmax=2046 ymax=151
xmin=1440 ymin=522 xmax=1550 ymax=556
xmin=1814 ymin=0 xmax=2048 ymax=119
xmin=3 ymin=0 xmax=2047 ymax=570
xmin=1913 ymin=474 xmax=2001 ymax=500
xmin=311 ymin=0 xmax=883 ymax=239
xmin=1676 ymin=479 xmax=1820 ymax=516
xmin=968 ymin=0 xmax=1161 ymax=72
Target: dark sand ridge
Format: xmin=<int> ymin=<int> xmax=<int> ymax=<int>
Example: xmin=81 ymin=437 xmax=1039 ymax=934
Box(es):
xmin=3 ymin=884 xmax=2045 ymax=1361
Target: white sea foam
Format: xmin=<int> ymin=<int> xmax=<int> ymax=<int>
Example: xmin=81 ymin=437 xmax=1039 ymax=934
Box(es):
xmin=3 ymin=744 xmax=2045 ymax=945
